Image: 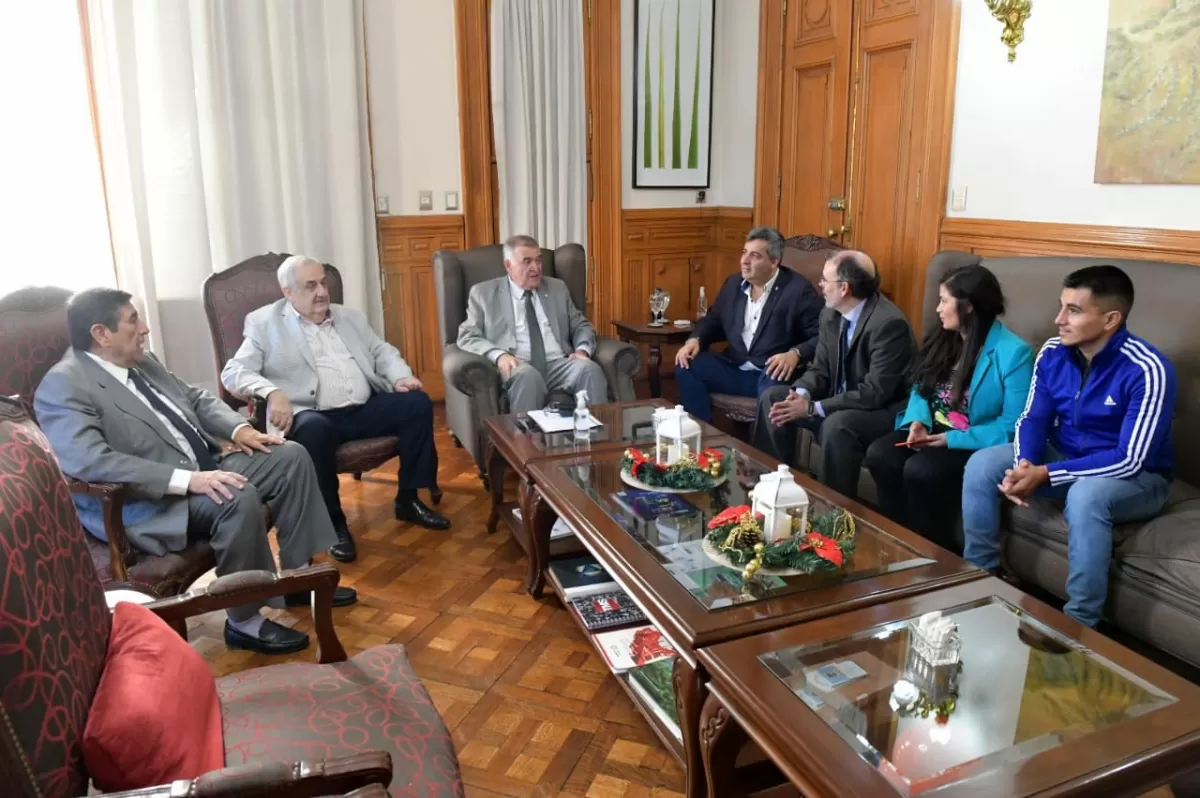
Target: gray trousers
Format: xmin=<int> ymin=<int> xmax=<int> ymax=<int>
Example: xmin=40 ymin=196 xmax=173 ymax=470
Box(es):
xmin=504 ymin=356 xmax=609 ymax=414
xmin=755 ymin=385 xmax=897 ymax=502
xmin=188 ymin=441 xmax=336 ymax=621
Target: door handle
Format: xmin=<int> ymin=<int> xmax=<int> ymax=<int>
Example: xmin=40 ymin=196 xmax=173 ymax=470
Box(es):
xmin=827 ymin=223 xmax=852 ymax=240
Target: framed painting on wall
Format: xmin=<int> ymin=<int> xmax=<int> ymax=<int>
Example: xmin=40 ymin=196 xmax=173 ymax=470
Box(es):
xmin=633 ymin=0 xmax=715 ymax=189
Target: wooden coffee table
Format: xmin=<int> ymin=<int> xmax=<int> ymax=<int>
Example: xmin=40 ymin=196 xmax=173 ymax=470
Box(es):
xmin=525 ymin=441 xmax=985 ymax=798
xmin=483 ymin=400 xmax=723 ymax=596
xmin=696 ymin=577 xmax=1200 ymax=798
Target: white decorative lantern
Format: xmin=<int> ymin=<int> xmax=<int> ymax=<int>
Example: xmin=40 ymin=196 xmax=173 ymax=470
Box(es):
xmin=654 ymin=405 xmax=702 ymax=465
xmin=750 ymin=464 xmax=809 ymax=544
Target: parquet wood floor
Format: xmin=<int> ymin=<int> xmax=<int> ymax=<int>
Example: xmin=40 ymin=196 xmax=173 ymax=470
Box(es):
xmin=190 ymin=405 xmax=686 ymax=797
xmin=189 ymin=403 xmax=1179 ymax=798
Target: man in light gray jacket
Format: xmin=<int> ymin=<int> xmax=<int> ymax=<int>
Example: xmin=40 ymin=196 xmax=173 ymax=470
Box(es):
xmin=222 ymin=256 xmax=448 ymax=564
xmin=457 ymin=234 xmax=608 ymax=413
xmin=35 ymin=288 xmax=350 ymax=656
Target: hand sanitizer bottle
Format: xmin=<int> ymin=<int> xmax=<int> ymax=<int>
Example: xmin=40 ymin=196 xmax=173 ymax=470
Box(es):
xmin=573 ymin=389 xmax=591 ymax=440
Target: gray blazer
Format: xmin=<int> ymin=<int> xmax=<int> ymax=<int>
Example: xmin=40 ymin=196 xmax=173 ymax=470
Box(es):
xmin=221 ymin=299 xmax=413 ymax=410
xmin=456 ymin=276 xmax=597 ymax=360
xmin=794 ymin=293 xmax=917 ymax=415
xmin=34 ymin=349 xmax=247 ymax=555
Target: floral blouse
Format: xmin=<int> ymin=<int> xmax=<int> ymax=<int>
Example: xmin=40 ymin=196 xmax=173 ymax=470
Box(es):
xmin=931 ymin=380 xmax=970 ymax=432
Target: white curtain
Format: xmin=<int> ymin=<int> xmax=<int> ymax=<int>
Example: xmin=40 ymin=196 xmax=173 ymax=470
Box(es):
xmin=490 ymin=0 xmax=588 ymax=251
xmin=86 ymin=0 xmax=381 ymax=390
xmin=0 ymin=3 xmax=115 ymax=292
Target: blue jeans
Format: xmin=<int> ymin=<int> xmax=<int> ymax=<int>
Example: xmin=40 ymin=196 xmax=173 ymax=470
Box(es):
xmin=962 ymin=443 xmax=1171 ymax=628
xmin=674 ymin=352 xmax=789 ymax=422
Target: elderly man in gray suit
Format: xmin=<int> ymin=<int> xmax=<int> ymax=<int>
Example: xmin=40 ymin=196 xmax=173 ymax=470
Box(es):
xmin=457 ymin=234 xmax=609 ymax=413
xmin=222 ymin=255 xmax=448 ymax=565
xmin=34 ymin=287 xmax=353 ymax=656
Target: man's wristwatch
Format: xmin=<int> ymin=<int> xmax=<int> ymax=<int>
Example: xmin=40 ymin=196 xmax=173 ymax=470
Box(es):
xmin=805 ymin=401 xmax=817 ymax=419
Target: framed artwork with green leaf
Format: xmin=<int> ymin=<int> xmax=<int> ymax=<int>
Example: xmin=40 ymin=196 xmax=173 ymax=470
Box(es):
xmin=633 ymin=0 xmax=714 ymax=189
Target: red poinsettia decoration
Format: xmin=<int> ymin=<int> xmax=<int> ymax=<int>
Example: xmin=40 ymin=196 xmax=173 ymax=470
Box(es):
xmin=708 ymin=504 xmax=751 ymax=530
xmin=800 ymin=531 xmax=843 ymax=567
xmin=696 ymin=448 xmax=724 ymax=469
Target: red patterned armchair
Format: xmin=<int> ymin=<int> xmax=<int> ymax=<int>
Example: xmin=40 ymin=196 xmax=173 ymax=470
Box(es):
xmin=202 ymin=254 xmax=439 ymax=501
xmin=0 ymin=286 xmax=216 ymax=603
xmin=0 ymin=397 xmax=464 ymax=797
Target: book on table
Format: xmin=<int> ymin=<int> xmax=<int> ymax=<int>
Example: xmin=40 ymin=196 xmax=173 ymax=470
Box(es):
xmin=547 ymin=555 xmax=618 ymax=598
xmin=626 ymin=657 xmax=681 ymax=736
xmin=570 ymin=589 xmax=647 ymax=631
xmin=592 ymin=624 xmax=679 ymax=673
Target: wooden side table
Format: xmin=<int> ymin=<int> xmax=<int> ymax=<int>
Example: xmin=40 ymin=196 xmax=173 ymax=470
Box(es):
xmin=612 ymin=319 xmax=695 ymax=398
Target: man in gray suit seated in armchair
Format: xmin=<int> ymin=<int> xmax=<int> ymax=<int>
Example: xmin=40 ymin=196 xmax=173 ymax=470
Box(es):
xmin=35 ymin=288 xmax=353 ymax=656
xmin=456 ymin=234 xmax=609 ymax=413
xmin=222 ymin=255 xmax=449 ymax=566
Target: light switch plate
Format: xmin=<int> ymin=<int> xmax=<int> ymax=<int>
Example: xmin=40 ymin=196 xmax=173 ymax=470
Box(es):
xmin=445 ymin=190 xmax=459 ymax=211
xmin=950 ymin=186 xmax=968 ymax=212
xmin=418 ymin=190 xmax=433 ymax=211
xmin=375 ymin=195 xmax=389 ymax=214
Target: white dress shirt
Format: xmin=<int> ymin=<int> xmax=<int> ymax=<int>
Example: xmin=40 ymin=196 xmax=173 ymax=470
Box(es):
xmin=738 ymin=269 xmax=781 ymax=372
xmin=490 ymin=279 xmax=570 ymax=363
xmin=291 ymin=306 xmax=373 ymax=409
xmin=795 ymin=298 xmax=866 ymax=417
xmin=85 ymin=352 xmax=245 ymax=494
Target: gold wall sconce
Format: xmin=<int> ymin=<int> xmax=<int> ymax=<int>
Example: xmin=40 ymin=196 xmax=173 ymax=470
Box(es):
xmin=984 ymin=0 xmax=1032 ymax=62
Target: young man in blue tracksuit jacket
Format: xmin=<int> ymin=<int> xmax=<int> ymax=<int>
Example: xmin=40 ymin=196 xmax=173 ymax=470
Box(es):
xmin=961 ymin=265 xmax=1176 ymax=628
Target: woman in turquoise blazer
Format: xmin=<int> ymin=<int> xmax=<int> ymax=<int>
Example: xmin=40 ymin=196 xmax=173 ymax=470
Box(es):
xmin=864 ymin=264 xmax=1033 ymax=552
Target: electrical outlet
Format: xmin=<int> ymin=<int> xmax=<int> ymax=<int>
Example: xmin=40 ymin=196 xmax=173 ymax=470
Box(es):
xmin=375 ymin=195 xmax=389 ymax=214
xmin=951 ymin=186 xmax=968 ymax=212
xmin=445 ymin=190 xmax=459 ymax=211
xmin=695 ymin=190 xmax=707 ymax=204
xmin=418 ymin=190 xmax=433 ymax=211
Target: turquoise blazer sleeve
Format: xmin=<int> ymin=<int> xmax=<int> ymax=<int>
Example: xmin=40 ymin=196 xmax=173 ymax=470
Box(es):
xmin=945 ymin=327 xmax=1034 ymax=450
xmin=896 ymin=386 xmax=933 ymax=430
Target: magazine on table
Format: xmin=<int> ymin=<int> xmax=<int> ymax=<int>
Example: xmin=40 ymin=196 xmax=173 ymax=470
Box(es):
xmin=592 ymin=624 xmax=678 ymax=672
xmin=548 ymin=555 xmax=618 ymax=597
xmin=570 ymin=588 xmax=647 ymax=631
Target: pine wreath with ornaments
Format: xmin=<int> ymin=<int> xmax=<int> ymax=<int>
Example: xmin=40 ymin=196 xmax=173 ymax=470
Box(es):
xmin=619 ymin=446 xmax=729 ymax=490
xmin=705 ymin=504 xmax=857 ymax=578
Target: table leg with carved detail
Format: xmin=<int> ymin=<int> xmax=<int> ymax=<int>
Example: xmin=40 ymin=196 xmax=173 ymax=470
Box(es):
xmin=700 ymin=690 xmax=749 ymax=798
xmin=485 ymin=438 xmax=507 ymax=535
xmin=674 ymin=657 xmax=709 ymax=798
xmin=524 ymin=483 xmax=553 ymax=598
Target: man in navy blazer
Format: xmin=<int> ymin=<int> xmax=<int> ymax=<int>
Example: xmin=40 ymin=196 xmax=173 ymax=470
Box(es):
xmin=674 ymin=227 xmax=822 ymax=422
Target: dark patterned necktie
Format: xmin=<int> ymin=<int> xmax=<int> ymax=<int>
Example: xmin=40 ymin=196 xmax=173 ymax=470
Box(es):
xmin=128 ymin=370 xmax=218 ymax=471
xmin=524 ymin=290 xmax=548 ymax=374
xmin=833 ymin=317 xmax=850 ymax=395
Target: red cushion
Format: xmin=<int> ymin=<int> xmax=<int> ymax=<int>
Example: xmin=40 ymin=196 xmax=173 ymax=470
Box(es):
xmin=83 ymin=602 xmax=225 ymax=790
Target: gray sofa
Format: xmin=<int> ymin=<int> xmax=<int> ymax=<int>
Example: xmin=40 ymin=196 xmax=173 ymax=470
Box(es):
xmin=433 ymin=243 xmax=641 ymax=484
xmin=920 ymin=252 xmax=1200 ymax=668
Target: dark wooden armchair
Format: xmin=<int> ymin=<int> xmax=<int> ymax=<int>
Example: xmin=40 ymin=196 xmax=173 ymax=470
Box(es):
xmin=0 ymin=286 xmax=216 ymax=600
xmin=0 ymin=397 xmax=463 ymax=797
xmin=202 ymin=253 xmax=439 ymax=501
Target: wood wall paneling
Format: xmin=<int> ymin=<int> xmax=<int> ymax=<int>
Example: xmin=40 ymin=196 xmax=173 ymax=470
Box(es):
xmin=455 ymin=0 xmax=497 ymax=249
xmin=939 ymin=218 xmax=1200 ymax=266
xmin=585 ymin=0 xmax=624 ymax=339
xmin=619 ymin=207 xmax=754 ymax=377
xmin=378 ymin=215 xmax=467 ymax=400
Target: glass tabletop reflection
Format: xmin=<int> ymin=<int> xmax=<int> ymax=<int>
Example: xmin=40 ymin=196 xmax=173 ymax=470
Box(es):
xmin=759 ymin=596 xmax=1177 ymax=795
xmin=558 ymin=444 xmax=936 ymax=611
xmin=503 ymin=402 xmax=684 ymax=453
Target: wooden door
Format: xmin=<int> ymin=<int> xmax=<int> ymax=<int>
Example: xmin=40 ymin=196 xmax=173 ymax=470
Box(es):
xmin=776 ymin=0 xmax=854 ymax=243
xmin=847 ymin=0 xmax=927 ymax=315
xmin=768 ymin=0 xmax=946 ymax=323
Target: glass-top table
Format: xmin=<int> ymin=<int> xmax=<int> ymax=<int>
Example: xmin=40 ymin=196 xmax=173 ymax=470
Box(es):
xmin=559 ymin=443 xmax=938 ymax=611
xmin=695 ymin=578 xmax=1200 ymax=798
xmin=761 ymin=595 xmax=1176 ymax=795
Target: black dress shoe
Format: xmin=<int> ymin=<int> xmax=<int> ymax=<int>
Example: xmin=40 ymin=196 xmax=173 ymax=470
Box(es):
xmin=395 ymin=496 xmax=451 ymax=530
xmin=284 ymin=586 xmax=358 ymax=608
xmin=328 ymin=523 xmax=357 ymax=563
xmin=223 ymin=618 xmax=310 ymax=655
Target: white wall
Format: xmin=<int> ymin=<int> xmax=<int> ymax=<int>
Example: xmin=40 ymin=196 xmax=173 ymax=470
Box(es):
xmin=946 ymin=0 xmax=1200 ymax=231
xmin=621 ymin=0 xmax=759 ymax=209
xmin=365 ymin=0 xmax=463 ymax=216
